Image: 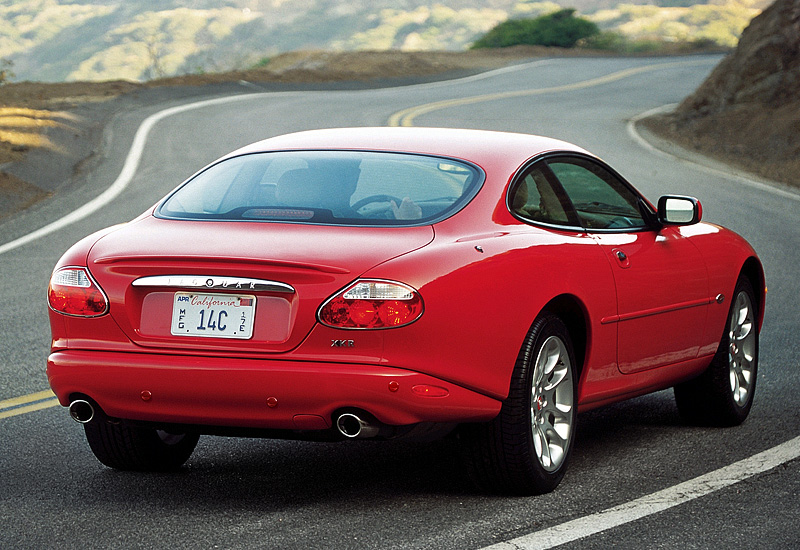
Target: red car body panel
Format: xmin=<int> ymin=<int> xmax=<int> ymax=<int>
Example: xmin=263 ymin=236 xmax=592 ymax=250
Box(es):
xmin=593 ymin=227 xmax=711 ymax=374
xmin=47 ymin=350 xmax=501 ymax=429
xmin=47 ymin=127 xmax=765 ymax=433
xmin=84 ymin=217 xmax=434 ymax=354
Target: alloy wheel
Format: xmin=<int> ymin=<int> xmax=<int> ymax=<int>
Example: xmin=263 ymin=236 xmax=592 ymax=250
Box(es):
xmin=531 ymin=335 xmax=574 ymax=472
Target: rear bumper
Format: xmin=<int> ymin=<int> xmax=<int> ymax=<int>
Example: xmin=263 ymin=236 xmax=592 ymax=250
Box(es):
xmin=47 ymin=350 xmax=501 ymax=430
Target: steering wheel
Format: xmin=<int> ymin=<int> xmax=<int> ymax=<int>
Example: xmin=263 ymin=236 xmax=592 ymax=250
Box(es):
xmin=351 ymin=194 xmax=404 ymax=212
xmin=607 ymin=216 xmax=638 ymax=229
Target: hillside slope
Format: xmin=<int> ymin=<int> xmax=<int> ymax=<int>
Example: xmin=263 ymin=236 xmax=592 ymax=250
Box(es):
xmin=644 ymin=0 xmax=800 ymax=186
xmin=0 ymin=0 xmax=767 ymax=82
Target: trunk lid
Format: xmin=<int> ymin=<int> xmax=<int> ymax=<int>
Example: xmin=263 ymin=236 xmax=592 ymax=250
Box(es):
xmin=87 ymin=215 xmax=433 ymax=353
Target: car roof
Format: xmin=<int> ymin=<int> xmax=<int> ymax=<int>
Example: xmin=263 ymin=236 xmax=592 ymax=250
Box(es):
xmin=228 ymin=127 xmax=590 ymax=169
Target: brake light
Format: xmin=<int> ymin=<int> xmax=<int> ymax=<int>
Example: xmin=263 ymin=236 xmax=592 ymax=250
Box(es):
xmin=319 ymin=280 xmax=423 ymax=329
xmin=48 ymin=267 xmax=108 ymax=317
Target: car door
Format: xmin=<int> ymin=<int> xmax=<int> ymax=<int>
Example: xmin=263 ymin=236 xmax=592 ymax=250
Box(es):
xmin=543 ymin=155 xmax=710 ymax=374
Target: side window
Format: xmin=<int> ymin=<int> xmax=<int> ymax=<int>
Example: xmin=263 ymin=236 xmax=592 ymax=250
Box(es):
xmin=547 ymin=158 xmax=646 ymax=230
xmin=509 ymin=164 xmax=577 ymax=227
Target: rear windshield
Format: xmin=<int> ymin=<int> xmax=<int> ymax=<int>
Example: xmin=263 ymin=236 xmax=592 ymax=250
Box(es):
xmin=156 ymin=150 xmax=483 ymax=226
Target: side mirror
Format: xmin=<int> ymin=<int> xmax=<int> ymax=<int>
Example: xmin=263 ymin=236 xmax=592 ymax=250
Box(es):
xmin=657 ymin=195 xmax=702 ymax=226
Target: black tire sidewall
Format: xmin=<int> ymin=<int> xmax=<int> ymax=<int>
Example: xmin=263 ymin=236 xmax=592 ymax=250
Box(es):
xmin=502 ymin=313 xmax=578 ymax=493
xmin=84 ymin=420 xmax=199 ymax=471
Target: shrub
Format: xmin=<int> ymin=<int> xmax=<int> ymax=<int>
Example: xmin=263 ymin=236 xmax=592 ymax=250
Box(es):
xmin=577 ymin=31 xmax=627 ymax=51
xmin=471 ymin=9 xmax=599 ymax=49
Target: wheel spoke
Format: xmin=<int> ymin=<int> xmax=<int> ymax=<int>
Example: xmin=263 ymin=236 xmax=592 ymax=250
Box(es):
xmin=729 ymin=368 xmax=742 ymax=401
xmin=535 ymin=424 xmax=552 ymax=468
xmin=736 ymin=320 xmax=753 ymax=341
xmin=548 ymin=441 xmax=565 ymax=468
xmin=551 ymin=412 xmax=571 ymax=441
xmin=536 ymin=340 xmax=560 ymax=385
xmin=535 ymin=412 xmax=568 ymax=469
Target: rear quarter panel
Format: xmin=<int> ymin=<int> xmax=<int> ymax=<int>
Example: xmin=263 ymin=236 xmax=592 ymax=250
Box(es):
xmin=48 ymin=225 xmax=127 ymax=350
xmin=362 ymin=224 xmax=619 ymax=401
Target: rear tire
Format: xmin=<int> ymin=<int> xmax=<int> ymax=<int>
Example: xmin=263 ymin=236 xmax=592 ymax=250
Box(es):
xmin=84 ymin=419 xmax=199 ymax=471
xmin=461 ymin=313 xmax=577 ymax=495
xmin=675 ymin=275 xmax=758 ymax=426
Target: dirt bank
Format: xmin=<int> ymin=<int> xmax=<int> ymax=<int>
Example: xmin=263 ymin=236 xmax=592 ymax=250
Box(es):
xmin=643 ymin=0 xmax=800 ymax=187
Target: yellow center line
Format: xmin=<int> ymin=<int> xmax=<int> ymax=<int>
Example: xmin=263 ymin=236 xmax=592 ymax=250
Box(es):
xmin=387 ymin=59 xmax=712 ymax=127
xmin=0 ymin=389 xmax=60 ymax=420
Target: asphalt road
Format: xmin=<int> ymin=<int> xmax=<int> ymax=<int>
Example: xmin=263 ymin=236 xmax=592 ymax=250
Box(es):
xmin=2 ymin=56 xmax=799 ymax=549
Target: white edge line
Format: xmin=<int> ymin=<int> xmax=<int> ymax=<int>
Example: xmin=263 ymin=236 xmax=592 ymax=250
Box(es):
xmin=483 ymin=434 xmax=800 ymax=550
xmin=0 ymin=93 xmax=273 ymax=258
xmin=0 ymin=59 xmax=557 ymax=259
xmin=628 ymin=105 xmax=800 ymax=202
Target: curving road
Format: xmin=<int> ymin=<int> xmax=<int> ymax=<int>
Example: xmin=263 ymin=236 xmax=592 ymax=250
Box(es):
xmin=2 ymin=56 xmax=799 ymax=549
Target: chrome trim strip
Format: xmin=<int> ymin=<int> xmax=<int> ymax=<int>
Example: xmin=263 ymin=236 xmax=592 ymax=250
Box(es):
xmin=600 ymin=296 xmax=715 ymax=325
xmin=132 ymin=275 xmax=295 ymax=293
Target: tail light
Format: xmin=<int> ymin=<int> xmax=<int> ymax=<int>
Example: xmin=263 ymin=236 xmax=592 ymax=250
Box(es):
xmin=319 ymin=280 xmax=423 ymax=329
xmin=48 ymin=267 xmax=108 ymax=317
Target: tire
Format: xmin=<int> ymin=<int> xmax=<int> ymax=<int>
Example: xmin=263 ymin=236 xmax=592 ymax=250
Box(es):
xmin=83 ymin=419 xmax=199 ymax=471
xmin=460 ymin=312 xmax=577 ymax=495
xmin=675 ymin=275 xmax=758 ymax=426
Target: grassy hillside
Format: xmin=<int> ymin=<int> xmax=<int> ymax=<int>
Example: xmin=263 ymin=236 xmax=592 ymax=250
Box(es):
xmin=591 ymin=1 xmax=765 ymax=47
xmin=0 ymin=0 xmax=770 ymax=82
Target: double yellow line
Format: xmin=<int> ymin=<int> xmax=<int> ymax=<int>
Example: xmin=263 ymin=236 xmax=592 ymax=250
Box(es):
xmin=388 ymin=58 xmax=713 ymax=127
xmin=0 ymin=390 xmax=59 ymax=420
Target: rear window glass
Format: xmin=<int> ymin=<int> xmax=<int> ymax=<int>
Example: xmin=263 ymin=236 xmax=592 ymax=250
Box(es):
xmin=156 ymin=150 xmax=483 ymax=226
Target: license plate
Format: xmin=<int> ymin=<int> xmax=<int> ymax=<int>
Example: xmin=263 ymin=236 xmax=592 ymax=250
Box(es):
xmin=171 ymin=292 xmax=256 ymax=339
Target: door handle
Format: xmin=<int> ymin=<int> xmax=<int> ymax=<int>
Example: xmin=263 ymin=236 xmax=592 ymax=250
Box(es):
xmin=612 ymin=248 xmax=631 ymax=268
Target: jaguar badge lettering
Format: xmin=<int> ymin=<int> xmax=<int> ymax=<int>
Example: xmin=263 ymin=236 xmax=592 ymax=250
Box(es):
xmin=331 ymin=339 xmax=355 ymax=348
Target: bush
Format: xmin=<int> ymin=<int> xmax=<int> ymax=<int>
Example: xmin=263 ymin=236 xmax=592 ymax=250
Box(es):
xmin=471 ymin=9 xmax=599 ymax=49
xmin=577 ymin=31 xmax=627 ymax=51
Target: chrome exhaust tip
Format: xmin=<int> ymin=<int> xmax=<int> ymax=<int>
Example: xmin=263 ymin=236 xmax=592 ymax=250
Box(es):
xmin=336 ymin=413 xmax=380 ymax=439
xmin=68 ymin=399 xmax=95 ymax=424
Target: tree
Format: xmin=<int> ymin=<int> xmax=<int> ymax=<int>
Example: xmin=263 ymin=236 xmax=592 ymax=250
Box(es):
xmin=471 ymin=9 xmax=599 ymax=49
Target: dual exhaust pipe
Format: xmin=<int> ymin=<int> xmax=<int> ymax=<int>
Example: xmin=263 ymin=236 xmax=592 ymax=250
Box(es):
xmin=69 ymin=400 xmax=380 ymax=439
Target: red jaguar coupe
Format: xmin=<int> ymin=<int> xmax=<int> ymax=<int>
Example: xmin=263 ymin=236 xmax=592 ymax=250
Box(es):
xmin=47 ymin=127 xmax=764 ymax=494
